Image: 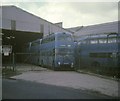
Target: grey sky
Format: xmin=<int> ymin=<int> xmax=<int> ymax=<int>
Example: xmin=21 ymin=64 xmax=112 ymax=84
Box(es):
xmin=1 ymin=1 xmax=118 ymax=28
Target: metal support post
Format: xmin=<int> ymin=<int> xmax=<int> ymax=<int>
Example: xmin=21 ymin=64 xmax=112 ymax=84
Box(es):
xmin=12 ymin=53 xmax=15 ymax=71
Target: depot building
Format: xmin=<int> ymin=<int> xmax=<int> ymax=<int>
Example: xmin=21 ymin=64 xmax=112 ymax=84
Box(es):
xmin=0 ymin=5 xmax=119 ymax=64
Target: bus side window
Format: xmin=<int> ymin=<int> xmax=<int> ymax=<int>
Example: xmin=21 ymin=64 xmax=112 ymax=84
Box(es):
xmin=99 ymin=38 xmax=107 ymax=44
xmin=108 ymin=38 xmax=117 ymax=43
xmin=90 ymin=39 xmax=98 ymax=44
xmin=78 ymin=41 xmax=81 ymax=45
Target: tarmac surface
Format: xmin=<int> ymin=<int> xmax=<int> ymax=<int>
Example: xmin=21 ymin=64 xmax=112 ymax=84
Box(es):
xmin=11 ymin=65 xmax=119 ymax=97
xmin=3 ymin=79 xmax=111 ymax=99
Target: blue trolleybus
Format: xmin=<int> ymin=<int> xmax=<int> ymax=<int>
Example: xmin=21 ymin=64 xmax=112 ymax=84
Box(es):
xmin=76 ymin=33 xmax=120 ymax=76
xmin=24 ymin=32 xmax=75 ymax=70
xmin=39 ymin=32 xmax=75 ymax=70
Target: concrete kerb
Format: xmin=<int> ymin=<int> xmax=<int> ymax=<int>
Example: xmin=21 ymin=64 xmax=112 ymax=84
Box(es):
xmin=76 ymin=70 xmax=119 ymax=82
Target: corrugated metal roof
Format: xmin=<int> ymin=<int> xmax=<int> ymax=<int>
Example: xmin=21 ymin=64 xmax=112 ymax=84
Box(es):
xmin=75 ymin=21 xmax=118 ymax=36
xmin=66 ymin=26 xmax=83 ymax=33
xmin=1 ymin=5 xmax=73 ymax=33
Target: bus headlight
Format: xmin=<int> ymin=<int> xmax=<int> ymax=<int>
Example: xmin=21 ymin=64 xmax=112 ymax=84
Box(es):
xmin=58 ymin=62 xmax=61 ymax=65
xmin=68 ymin=45 xmax=71 ymax=47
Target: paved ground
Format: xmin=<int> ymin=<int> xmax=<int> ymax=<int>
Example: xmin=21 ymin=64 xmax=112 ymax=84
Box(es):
xmin=11 ymin=65 xmax=119 ymax=98
xmin=3 ymin=79 xmax=111 ymax=99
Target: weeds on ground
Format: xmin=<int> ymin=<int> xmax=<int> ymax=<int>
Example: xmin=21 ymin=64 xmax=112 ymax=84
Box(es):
xmin=76 ymin=67 xmax=120 ymax=80
xmin=2 ymin=68 xmax=21 ymax=78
